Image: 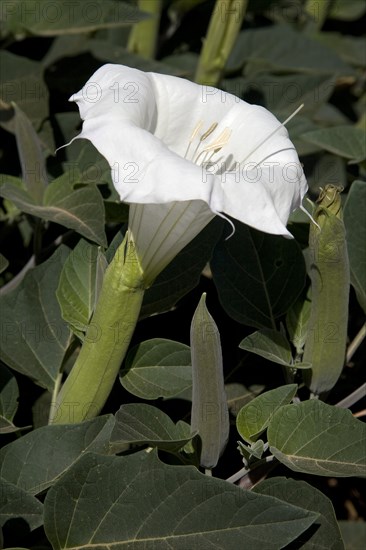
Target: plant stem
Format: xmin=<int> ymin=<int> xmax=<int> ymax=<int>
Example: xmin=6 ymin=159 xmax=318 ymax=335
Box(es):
xmin=346 ymin=322 xmax=366 ymax=363
xmin=50 ymin=235 xmax=146 ymax=424
xmin=194 ymin=0 xmax=248 ymax=86
xmin=336 ymin=383 xmax=366 ymax=409
xmin=127 ymin=0 xmax=162 ymax=59
xmin=226 ymin=455 xmax=276 ymax=484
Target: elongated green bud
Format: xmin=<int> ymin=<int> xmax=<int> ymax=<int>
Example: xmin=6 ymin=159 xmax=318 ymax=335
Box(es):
xmin=303 ymin=185 xmax=350 ymax=395
xmin=51 ymin=235 xmax=145 ymax=424
xmin=190 ymin=293 xmax=229 ymax=469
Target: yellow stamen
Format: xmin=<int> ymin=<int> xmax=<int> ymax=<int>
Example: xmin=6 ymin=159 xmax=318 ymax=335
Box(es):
xmin=185 ymin=120 xmax=204 ymax=159
xmin=194 ymin=128 xmax=232 ymax=164
xmin=200 ymin=122 xmax=218 ymax=142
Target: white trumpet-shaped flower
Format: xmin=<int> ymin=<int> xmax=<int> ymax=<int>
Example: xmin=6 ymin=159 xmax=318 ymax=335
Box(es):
xmin=70 ymin=64 xmax=307 ymax=284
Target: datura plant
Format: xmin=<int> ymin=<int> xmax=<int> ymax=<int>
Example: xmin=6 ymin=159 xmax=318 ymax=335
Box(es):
xmin=52 ymin=64 xmax=307 ymax=424
xmin=1 ymin=4 xmax=365 ymax=548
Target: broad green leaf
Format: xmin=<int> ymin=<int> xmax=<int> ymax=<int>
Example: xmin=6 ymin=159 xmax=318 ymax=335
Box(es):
xmin=43 ymin=35 xmax=182 ymax=75
xmin=228 ymin=24 xmax=353 ymax=76
xmin=314 ymin=32 xmax=366 ymax=68
xmin=344 ymin=180 xmax=366 ymax=313
xmin=44 ymin=451 xmax=318 ymax=549
xmin=152 ymin=51 xmax=199 ymax=76
xmin=0 ymin=253 xmax=9 ymax=274
xmin=11 ymin=103 xmax=48 ymax=202
xmin=268 ymin=400 xmax=366 ymax=477
xmin=0 ymin=415 xmax=115 ymax=495
xmin=211 ymin=224 xmax=306 ymax=328
xmin=111 ymin=404 xmax=193 ymax=452
xmin=301 ymin=126 xmax=366 ymax=164
xmin=236 ymin=385 xmax=297 ymax=444
xmin=1 ymin=0 xmax=149 ymax=37
xmin=239 ymin=328 xmax=293 ymax=366
xmin=141 ymin=217 xmax=224 ymax=317
xmin=338 ymin=520 xmax=366 ymax=549
xmin=57 ymin=239 xmax=107 ymax=337
xmin=0 ymin=51 xmax=49 ymax=128
xmin=0 ymin=480 xmax=43 ymax=532
xmin=223 ymin=73 xmax=336 ymax=116
xmin=254 ymin=478 xmax=344 ymax=550
xmin=0 ymin=177 xmax=107 ymax=246
xmin=0 ymin=246 xmax=72 ymax=391
xmin=0 ymin=364 xmax=21 ymax=435
xmin=226 ymin=383 xmax=264 ymax=416
xmin=307 ymin=153 xmax=347 ymax=195
xmin=120 ymin=338 xmax=192 ymax=399
xmin=90 ymin=39 xmax=183 ymax=74
xmin=61 ymin=140 xmax=113 ymax=189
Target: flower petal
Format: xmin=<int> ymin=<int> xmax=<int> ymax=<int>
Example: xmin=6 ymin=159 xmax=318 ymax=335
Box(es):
xmin=129 ymin=201 xmax=214 ymax=284
xmin=70 ymin=64 xmax=307 ymax=237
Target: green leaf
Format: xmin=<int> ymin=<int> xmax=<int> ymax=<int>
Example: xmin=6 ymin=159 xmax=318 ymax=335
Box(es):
xmin=44 ymin=451 xmax=318 ymax=549
xmin=11 ymin=103 xmax=48 ymax=202
xmin=0 ymin=177 xmax=107 ymax=246
xmin=0 ymin=480 xmax=43 ymax=532
xmin=301 ymin=126 xmax=366 ymax=164
xmin=236 ymin=384 xmax=297 ymax=444
xmin=61 ymin=140 xmax=113 ymax=189
xmin=111 ymin=404 xmax=193 ymax=452
xmin=0 ymin=51 xmax=49 ymax=128
xmin=1 ymin=0 xmax=149 ymax=37
xmin=223 ymin=73 xmax=336 ymax=116
xmin=314 ymin=32 xmax=366 ymax=68
xmin=228 ymin=24 xmax=353 ymax=76
xmin=0 ymin=246 xmax=72 ymax=391
xmin=238 ymin=439 xmax=265 ymax=461
xmin=57 ymin=239 xmax=107 ymax=337
xmin=344 ymin=180 xmax=366 ymax=313
xmin=141 ymin=218 xmax=223 ymax=317
xmin=338 ymin=520 xmax=366 ymax=549
xmin=89 ymin=39 xmax=183 ymax=75
xmin=120 ymin=338 xmax=192 ymax=400
xmin=0 ymin=415 xmax=115 ymax=495
xmin=239 ymin=328 xmax=293 ymax=366
xmin=211 ymin=224 xmax=306 ymax=328
xmin=307 ymin=153 xmax=347 ymax=195
xmin=43 ymin=35 xmax=183 ymax=75
xmin=0 ymin=253 xmax=9 ymax=274
xmin=268 ymin=400 xmax=366 ymax=477
xmin=0 ymin=364 xmax=21 ymax=435
xmin=226 ymin=383 xmax=265 ymax=416
xmin=254 ymin=477 xmax=344 ymax=550
xmin=286 ymin=294 xmax=312 ymax=355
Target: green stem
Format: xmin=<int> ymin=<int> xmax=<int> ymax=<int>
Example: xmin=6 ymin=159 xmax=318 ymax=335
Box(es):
xmin=194 ymin=0 xmax=248 ymax=86
xmin=127 ymin=0 xmax=162 ymax=59
xmin=50 ymin=235 xmax=146 ymax=424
